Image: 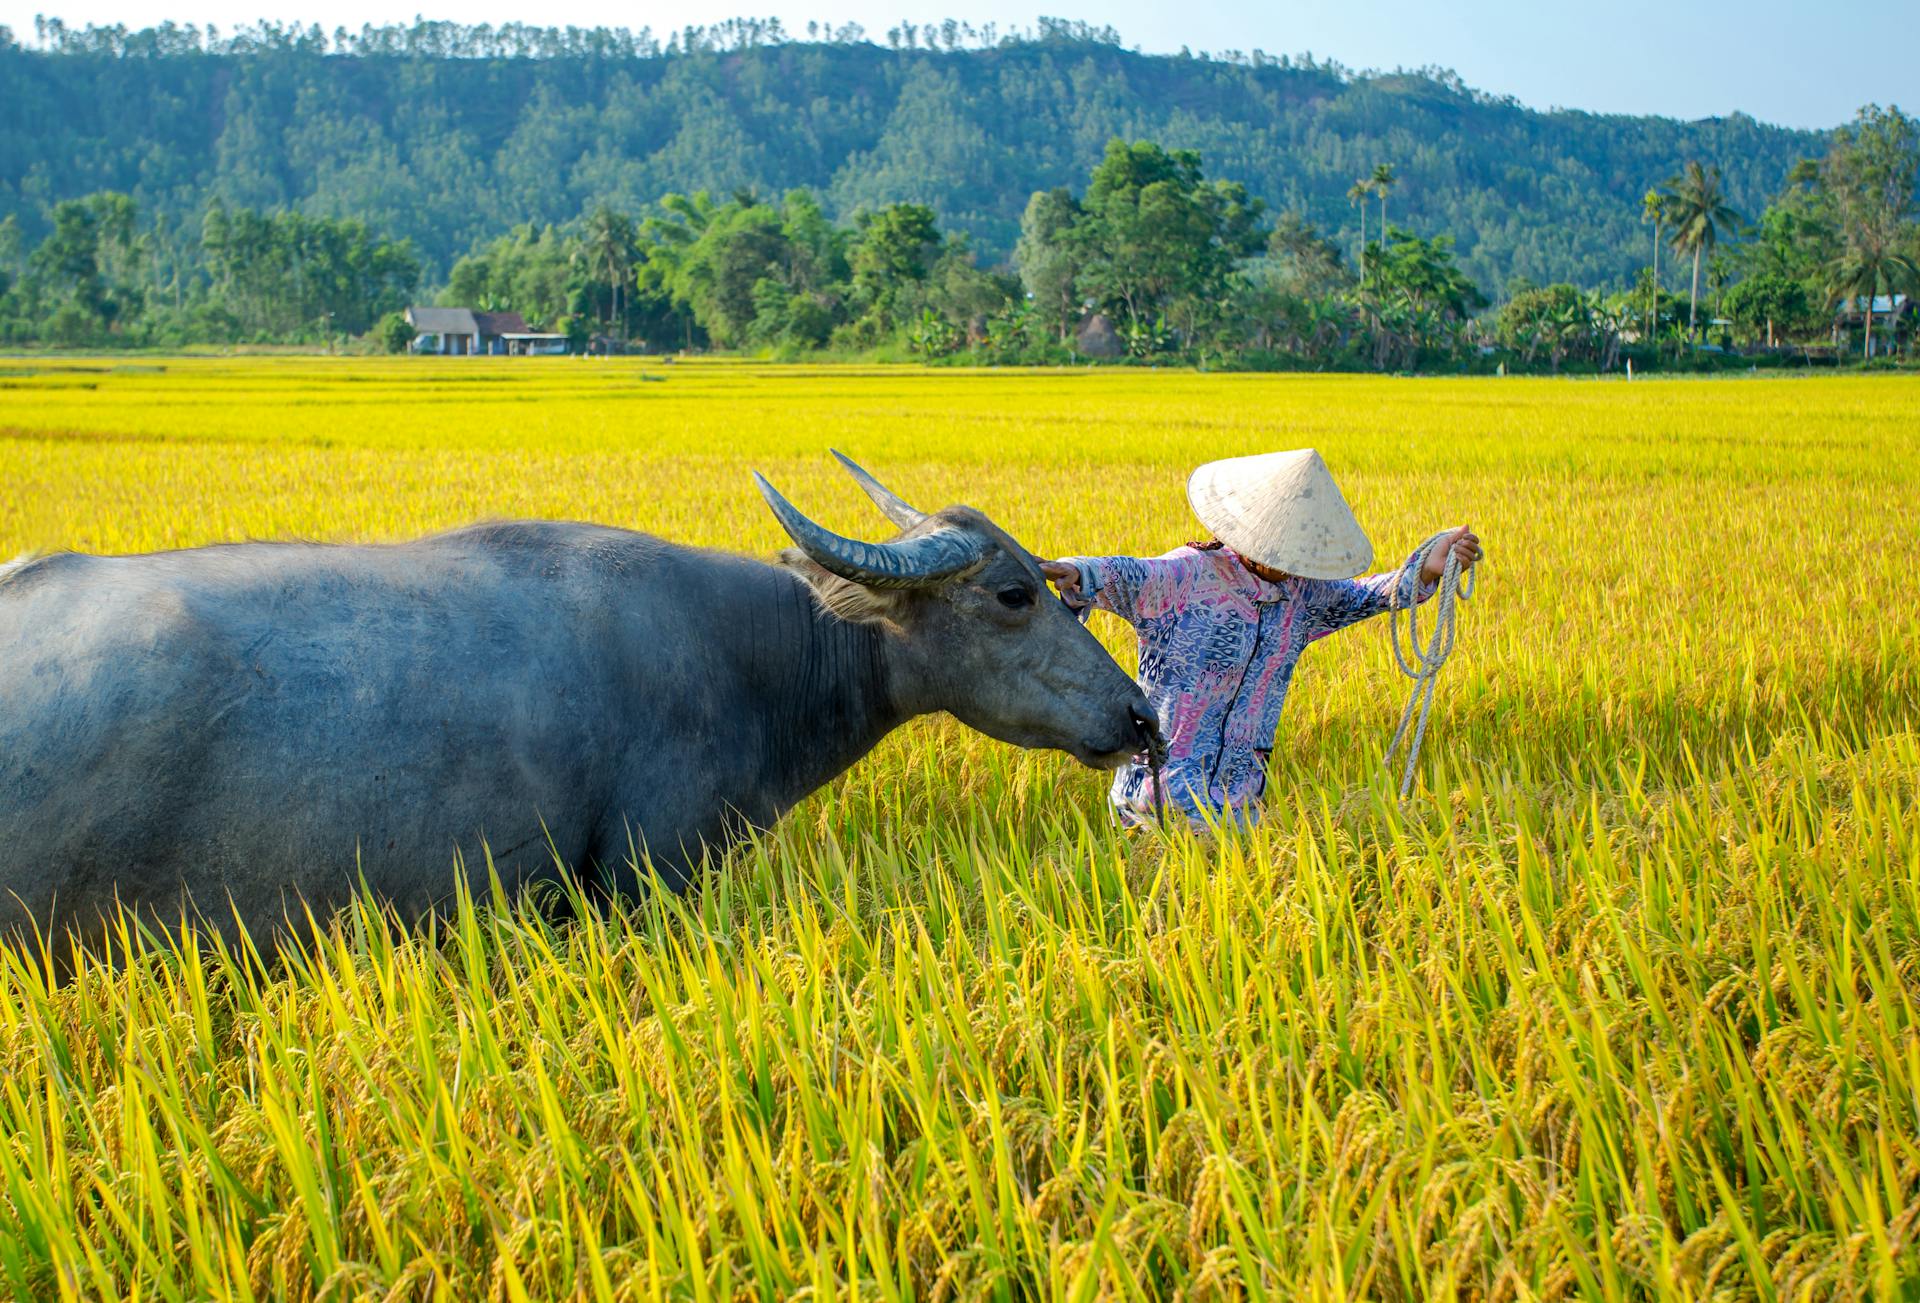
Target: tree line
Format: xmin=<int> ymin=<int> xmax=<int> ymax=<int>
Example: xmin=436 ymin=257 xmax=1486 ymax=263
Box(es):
xmin=19 ymin=15 xmax=1121 ymax=60
xmin=1 ymin=23 xmax=1817 ymax=289
xmin=0 ymin=200 xmax=418 ymax=346
xmin=2 ymin=107 xmax=1913 ymax=368
xmin=1492 ymin=105 xmax=1918 ymax=369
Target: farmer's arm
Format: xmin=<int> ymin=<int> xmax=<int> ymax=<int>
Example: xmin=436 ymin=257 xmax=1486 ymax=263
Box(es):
xmin=1305 ymin=526 xmax=1481 ymax=639
xmin=1040 ymin=553 xmax=1188 ymax=625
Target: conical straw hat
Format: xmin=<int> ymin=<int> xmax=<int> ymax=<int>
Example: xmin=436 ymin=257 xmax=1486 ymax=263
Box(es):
xmin=1186 ymin=448 xmax=1374 ymax=580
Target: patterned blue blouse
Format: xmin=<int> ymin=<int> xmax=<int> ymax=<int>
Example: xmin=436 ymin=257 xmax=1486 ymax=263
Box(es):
xmin=1059 ymin=537 xmax=1442 ymax=827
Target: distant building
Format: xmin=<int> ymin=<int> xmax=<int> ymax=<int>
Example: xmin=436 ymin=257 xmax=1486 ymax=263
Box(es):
xmin=405 ymin=307 xmax=569 ymax=355
xmin=1831 ymin=294 xmax=1913 ymax=356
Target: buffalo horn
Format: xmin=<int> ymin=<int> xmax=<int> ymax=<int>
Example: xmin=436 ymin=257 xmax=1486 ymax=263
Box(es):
xmin=754 ymin=471 xmax=988 ymax=589
xmin=831 ymin=449 xmax=927 ymax=529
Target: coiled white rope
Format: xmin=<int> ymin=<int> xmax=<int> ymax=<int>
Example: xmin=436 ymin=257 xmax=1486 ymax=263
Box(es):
xmin=1383 ymin=535 xmax=1476 ymax=799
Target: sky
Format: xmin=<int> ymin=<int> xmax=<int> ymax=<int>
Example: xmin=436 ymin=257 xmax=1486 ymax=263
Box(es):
xmin=5 ymin=0 xmax=1913 ymax=130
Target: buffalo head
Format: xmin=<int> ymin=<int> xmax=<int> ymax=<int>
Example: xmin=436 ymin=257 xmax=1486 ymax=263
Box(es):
xmin=756 ymin=452 xmax=1156 ymax=769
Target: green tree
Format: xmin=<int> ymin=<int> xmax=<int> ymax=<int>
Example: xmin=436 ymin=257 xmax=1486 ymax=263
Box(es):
xmin=1347 ymin=179 xmax=1373 ymax=278
xmin=1821 ymin=105 xmax=1919 ymax=359
xmin=638 ymin=194 xmax=752 ymax=348
xmin=1227 ymin=213 xmax=1353 ymax=362
xmin=85 ymin=191 xmax=140 ymax=299
xmin=637 ymin=190 xmax=721 ymax=284
xmin=1659 ymin=161 xmax=1743 ymax=338
xmin=1826 ymin=248 xmax=1918 ymax=358
xmin=1640 ymin=189 xmax=1665 ymax=341
xmin=905 ymin=306 xmax=961 ymax=356
xmin=1624 ymin=267 xmax=1687 ymax=352
xmin=1071 ymin=139 xmax=1265 ymax=344
xmin=1370 ymin=163 xmax=1397 ymax=233
xmin=689 ymin=206 xmax=793 ymax=346
xmin=0 ymin=215 xmax=20 ymax=278
xmin=1363 ymin=227 xmax=1485 ymax=319
xmin=1359 ymin=226 xmax=1486 ymax=367
xmin=921 ymin=240 xmax=1015 ymax=340
xmin=638 ymin=192 xmax=846 ymax=348
xmin=1494 ymin=283 xmax=1626 ymax=371
xmin=849 ymin=203 xmax=942 ymax=329
xmin=29 ymin=197 xmax=108 ymax=325
xmin=1720 ymin=272 xmax=1810 ymax=347
xmin=46 ymin=301 xmax=97 ymax=346
xmin=445 ymin=223 xmax=576 ymax=329
xmin=637 ymin=191 xmax=725 ymax=349
xmin=748 ymin=190 xmax=849 ymax=348
xmin=1743 ymin=160 xmax=1839 ymax=287
xmin=1706 ymin=250 xmax=1736 ymax=331
xmin=1015 ymin=188 xmax=1084 ymax=343
xmin=196 ymin=204 xmax=417 ymax=337
xmin=376 ymin=310 xmax=415 ymax=353
xmin=773 ymin=190 xmax=849 ymax=299
xmin=1265 ymin=213 xmax=1352 ymax=297
xmin=1497 ymin=283 xmax=1579 ymax=368
xmin=578 ymin=205 xmax=636 ymax=338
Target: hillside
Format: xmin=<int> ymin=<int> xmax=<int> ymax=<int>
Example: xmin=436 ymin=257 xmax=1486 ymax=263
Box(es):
xmin=0 ymin=25 xmax=1829 ymax=286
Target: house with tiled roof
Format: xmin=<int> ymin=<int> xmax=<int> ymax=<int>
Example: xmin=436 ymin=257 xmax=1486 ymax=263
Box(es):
xmin=405 ymin=306 xmax=569 ymax=355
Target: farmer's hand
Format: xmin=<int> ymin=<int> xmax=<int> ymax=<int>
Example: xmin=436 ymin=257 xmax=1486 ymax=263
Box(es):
xmin=1421 ymin=527 xmax=1482 ymax=583
xmin=1040 ymin=560 xmax=1082 ymax=598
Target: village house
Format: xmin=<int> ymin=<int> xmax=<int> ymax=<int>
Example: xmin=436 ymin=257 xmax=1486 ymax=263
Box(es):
xmin=1832 ymin=293 xmax=1914 ymax=356
xmin=405 ymin=307 xmax=570 ymax=355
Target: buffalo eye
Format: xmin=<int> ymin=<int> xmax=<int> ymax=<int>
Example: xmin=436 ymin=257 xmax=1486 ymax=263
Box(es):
xmin=996 ymin=585 xmax=1035 ymax=610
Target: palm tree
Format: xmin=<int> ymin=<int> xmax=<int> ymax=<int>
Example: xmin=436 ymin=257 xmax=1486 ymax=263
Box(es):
xmin=1640 ymin=189 xmax=1665 ymax=343
xmin=1660 ymin=162 xmax=1742 ymax=339
xmin=1346 ymin=179 xmax=1373 ymax=280
xmin=1304 ymin=297 xmax=1350 ymax=362
xmin=579 ymin=205 xmax=636 ymax=339
xmin=1588 ymin=291 xmax=1627 ymax=371
xmin=1823 ymin=110 xmax=1920 ymax=359
xmin=1371 ymin=163 xmax=1397 ymax=233
xmin=641 ymin=191 xmax=723 ymax=350
xmin=1826 ymin=245 xmax=1919 ymax=359
xmin=1537 ymin=291 xmax=1594 ymax=373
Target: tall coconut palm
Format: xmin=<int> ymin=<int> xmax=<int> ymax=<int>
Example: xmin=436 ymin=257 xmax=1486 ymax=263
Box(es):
xmin=1346 ymin=179 xmax=1373 ymax=281
xmin=1826 ymin=245 xmax=1919 ymax=359
xmin=1640 ymin=189 xmax=1665 ymax=342
xmin=1371 ymin=163 xmax=1397 ymax=233
xmin=1660 ymin=162 xmax=1742 ymax=339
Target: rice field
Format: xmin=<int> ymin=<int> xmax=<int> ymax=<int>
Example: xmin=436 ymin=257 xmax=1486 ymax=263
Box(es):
xmin=0 ymin=356 xmax=1916 ymax=1300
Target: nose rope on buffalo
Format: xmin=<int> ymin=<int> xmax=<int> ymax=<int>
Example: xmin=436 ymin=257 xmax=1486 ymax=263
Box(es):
xmin=1133 ymin=707 xmax=1168 ymax=828
xmin=1383 ymin=539 xmax=1477 ymax=800
xmin=1146 ymin=728 xmax=1167 ymax=827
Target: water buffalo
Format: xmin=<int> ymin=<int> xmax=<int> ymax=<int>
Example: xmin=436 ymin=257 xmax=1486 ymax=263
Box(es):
xmin=0 ymin=453 xmax=1155 ymax=954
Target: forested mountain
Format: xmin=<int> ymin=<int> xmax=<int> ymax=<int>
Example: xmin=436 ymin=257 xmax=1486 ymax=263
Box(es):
xmin=0 ymin=21 xmax=1828 ymax=288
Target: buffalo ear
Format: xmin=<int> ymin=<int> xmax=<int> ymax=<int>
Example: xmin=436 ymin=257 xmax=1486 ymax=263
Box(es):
xmin=780 ymin=550 xmax=910 ymax=625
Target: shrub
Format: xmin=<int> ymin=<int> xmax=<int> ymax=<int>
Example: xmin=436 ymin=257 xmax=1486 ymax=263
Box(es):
xmin=376 ymin=311 xmax=417 ymax=354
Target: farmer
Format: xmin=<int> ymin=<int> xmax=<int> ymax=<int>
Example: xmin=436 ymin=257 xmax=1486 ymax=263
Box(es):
xmin=1042 ymin=448 xmax=1481 ymax=828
